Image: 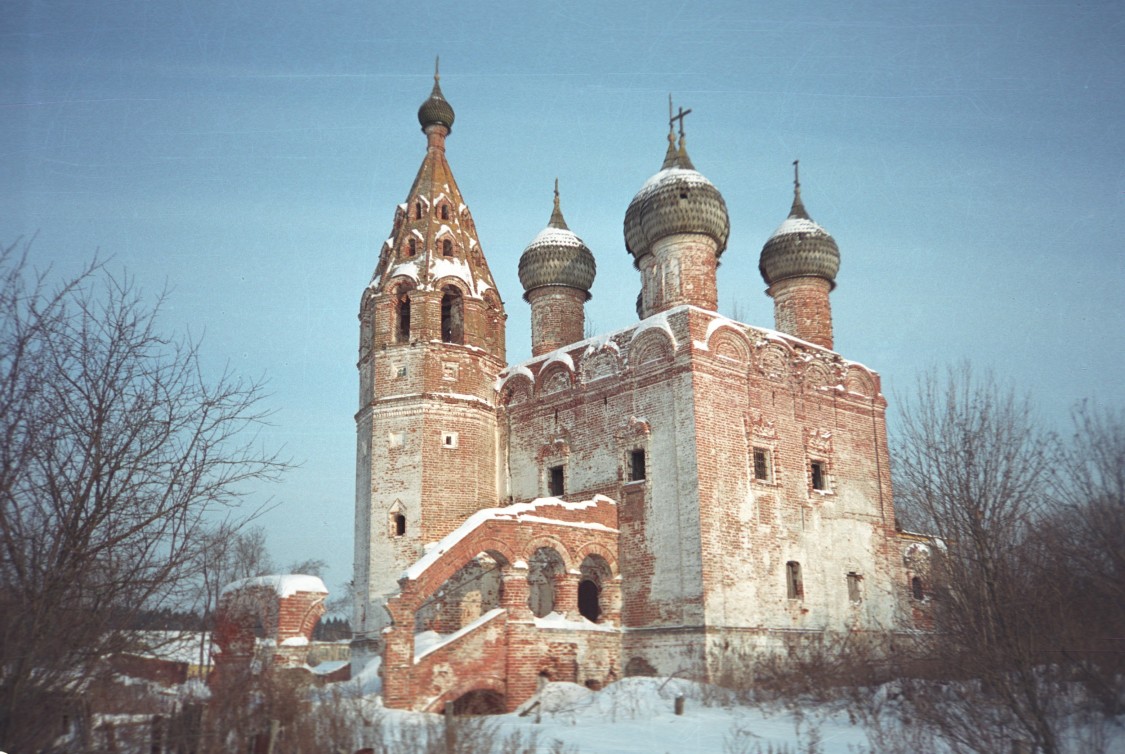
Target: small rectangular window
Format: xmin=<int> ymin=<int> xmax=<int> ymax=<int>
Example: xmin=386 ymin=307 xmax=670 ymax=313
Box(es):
xmin=394 ymin=363 xmax=407 ymax=378
xmin=810 ymin=460 xmax=827 ymax=491
xmin=548 ymin=465 xmax=565 ymax=497
xmin=847 ymin=572 xmax=863 ymax=603
xmin=629 ymin=449 xmax=646 ymax=481
xmin=786 ymin=561 xmax=803 ymax=600
xmin=442 ymin=431 xmax=458 ymax=449
xmin=442 ymin=362 xmax=459 ymax=381
xmin=753 ymin=448 xmax=772 ymax=483
xmin=388 ymin=431 xmax=405 ymax=448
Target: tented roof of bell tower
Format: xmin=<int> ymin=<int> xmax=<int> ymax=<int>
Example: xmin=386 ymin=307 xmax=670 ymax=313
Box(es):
xmin=368 ymin=70 xmax=499 ymax=301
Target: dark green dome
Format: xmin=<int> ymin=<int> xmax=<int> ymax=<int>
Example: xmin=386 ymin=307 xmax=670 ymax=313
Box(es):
xmin=519 ymin=187 xmax=596 ymax=299
xmin=759 ymin=183 xmax=839 ymax=288
xmin=624 ymin=136 xmax=729 ymax=263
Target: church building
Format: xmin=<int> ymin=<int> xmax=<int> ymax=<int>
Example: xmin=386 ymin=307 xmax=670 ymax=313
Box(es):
xmin=351 ymin=70 xmax=925 ymax=714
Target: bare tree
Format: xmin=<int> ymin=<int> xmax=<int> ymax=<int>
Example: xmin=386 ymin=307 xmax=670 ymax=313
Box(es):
xmin=1039 ymin=403 xmax=1125 ymax=716
xmin=0 ymin=242 xmax=287 ymax=751
xmin=892 ymin=364 xmax=1065 ymax=754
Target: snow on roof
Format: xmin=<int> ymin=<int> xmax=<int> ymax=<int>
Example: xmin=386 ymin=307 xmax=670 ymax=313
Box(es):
xmin=429 ymin=256 xmax=473 ymax=289
xmin=388 ymin=261 xmax=419 ymax=282
xmin=495 ymin=364 xmax=536 ymax=392
xmin=221 ymin=574 xmax=327 ymax=598
xmin=401 ymin=495 xmax=617 ymax=581
xmin=701 ymin=314 xmax=740 ymax=344
xmin=414 ymin=608 xmax=506 ymax=663
xmin=582 ymin=335 xmax=621 ymax=356
xmin=542 ymin=350 xmax=576 ymax=373
xmin=533 ymin=611 xmax=618 ymax=633
xmin=629 ymin=311 xmax=677 ymax=348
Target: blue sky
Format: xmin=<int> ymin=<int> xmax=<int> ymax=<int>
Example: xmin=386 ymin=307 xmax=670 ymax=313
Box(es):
xmin=4 ymin=1 xmax=1123 ymax=597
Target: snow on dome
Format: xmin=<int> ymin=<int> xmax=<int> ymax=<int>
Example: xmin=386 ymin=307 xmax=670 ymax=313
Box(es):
xmin=768 ymin=216 xmax=831 ymax=240
xmin=221 ymin=574 xmax=327 ymax=598
xmin=636 ymin=167 xmax=716 ymax=196
xmin=529 ymin=226 xmax=588 ymax=248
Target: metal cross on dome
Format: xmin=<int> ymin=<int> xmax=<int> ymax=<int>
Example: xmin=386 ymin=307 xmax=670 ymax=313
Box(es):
xmin=668 ymin=95 xmax=692 ymax=138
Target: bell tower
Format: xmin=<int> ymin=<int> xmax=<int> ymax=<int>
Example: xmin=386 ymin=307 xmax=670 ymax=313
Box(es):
xmin=353 ymin=64 xmax=507 ymax=652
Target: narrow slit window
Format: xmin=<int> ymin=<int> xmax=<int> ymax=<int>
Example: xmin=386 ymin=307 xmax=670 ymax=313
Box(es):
xmin=407 ymin=238 xmax=417 ymax=257
xmin=393 ymin=513 xmax=406 ymax=537
xmin=442 ymin=239 xmax=453 ymax=257
xmin=911 ymin=576 xmax=925 ymax=601
xmin=440 ymin=286 xmax=463 ymax=344
xmin=395 ymin=291 xmax=411 ymax=343
xmin=414 ymin=201 xmax=422 ymax=219
xmin=786 ymin=561 xmax=803 ymax=600
xmin=629 ymin=449 xmax=646 ymax=481
xmin=441 ymin=204 xmax=449 ymax=220
xmin=753 ymin=448 xmax=772 ymax=483
xmin=548 ymin=465 xmax=565 ymax=497
xmin=848 ymin=572 xmax=863 ymax=603
xmin=810 ymin=460 xmax=827 ymax=491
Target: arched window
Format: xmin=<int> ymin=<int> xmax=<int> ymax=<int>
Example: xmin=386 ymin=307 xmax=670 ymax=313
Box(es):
xmin=911 ymin=576 xmax=925 ymax=601
xmin=407 ymin=238 xmax=416 ymax=257
xmin=393 ymin=513 xmax=406 ymax=537
xmin=414 ymin=201 xmax=423 ymax=219
xmin=442 ymin=239 xmax=453 ymax=257
xmin=441 ymin=204 xmax=449 ymax=220
xmin=395 ymin=289 xmax=411 ymax=343
xmin=441 ymin=286 xmax=463 ymax=344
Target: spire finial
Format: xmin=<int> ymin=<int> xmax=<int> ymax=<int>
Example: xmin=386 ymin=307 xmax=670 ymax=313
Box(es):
xmin=434 ymin=55 xmax=440 ymax=82
xmin=788 ymin=159 xmax=809 ymax=219
xmin=548 ymin=178 xmax=568 ymax=229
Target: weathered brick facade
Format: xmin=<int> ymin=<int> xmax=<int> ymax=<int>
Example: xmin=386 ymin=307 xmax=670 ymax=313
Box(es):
xmin=351 ymin=77 xmax=921 ymax=712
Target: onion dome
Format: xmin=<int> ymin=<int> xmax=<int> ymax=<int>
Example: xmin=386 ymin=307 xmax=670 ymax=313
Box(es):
xmin=759 ymin=161 xmax=839 ymax=289
xmin=624 ymin=117 xmax=730 ymax=264
xmin=417 ymin=59 xmax=455 ymax=132
xmin=519 ymin=181 xmax=597 ymax=300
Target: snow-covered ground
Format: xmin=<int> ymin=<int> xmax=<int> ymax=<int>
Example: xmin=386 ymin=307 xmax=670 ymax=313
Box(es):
xmin=327 ymin=677 xmax=1125 ymax=754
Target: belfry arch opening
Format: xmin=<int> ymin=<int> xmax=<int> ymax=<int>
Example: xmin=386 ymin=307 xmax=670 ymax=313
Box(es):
xmin=441 ymin=286 xmax=464 ymax=344
xmin=394 ymin=286 xmax=411 ymax=343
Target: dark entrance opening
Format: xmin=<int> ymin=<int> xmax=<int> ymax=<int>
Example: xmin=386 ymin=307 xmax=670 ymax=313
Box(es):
xmin=577 ymin=579 xmax=601 ymax=622
xmin=451 ymin=689 xmax=506 ymax=716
